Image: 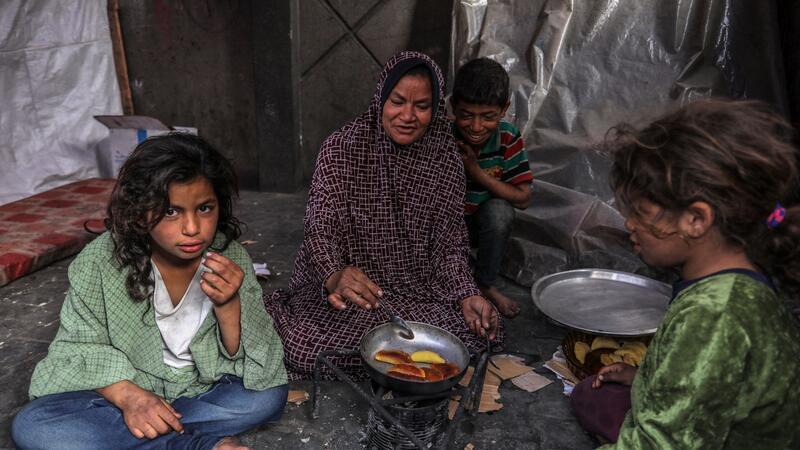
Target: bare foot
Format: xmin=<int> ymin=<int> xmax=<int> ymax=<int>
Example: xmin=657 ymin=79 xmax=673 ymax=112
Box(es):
xmin=213 ymin=436 xmax=250 ymax=450
xmin=480 ymin=285 xmax=520 ymax=318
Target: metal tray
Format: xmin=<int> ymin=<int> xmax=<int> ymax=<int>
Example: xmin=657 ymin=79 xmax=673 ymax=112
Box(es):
xmin=531 ymin=269 xmax=671 ymax=336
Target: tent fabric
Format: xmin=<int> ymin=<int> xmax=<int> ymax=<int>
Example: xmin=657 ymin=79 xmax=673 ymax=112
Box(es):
xmin=450 ymin=0 xmax=788 ymax=283
xmin=0 ymin=0 xmax=122 ymax=206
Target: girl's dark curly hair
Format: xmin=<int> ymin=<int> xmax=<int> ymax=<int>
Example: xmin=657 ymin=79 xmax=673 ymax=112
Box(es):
xmin=607 ymin=98 xmax=800 ymax=297
xmin=105 ymin=133 xmax=242 ymax=301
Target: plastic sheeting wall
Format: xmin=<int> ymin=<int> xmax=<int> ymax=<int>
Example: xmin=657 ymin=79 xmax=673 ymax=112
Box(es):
xmin=0 ymin=1 xmax=122 ymax=205
xmin=451 ymin=0 xmax=788 ymax=285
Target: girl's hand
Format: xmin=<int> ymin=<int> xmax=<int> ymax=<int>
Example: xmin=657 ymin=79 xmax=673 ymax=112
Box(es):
xmin=200 ymin=252 xmax=244 ymax=306
xmin=97 ymin=380 xmax=183 ymax=439
xmin=591 ymin=363 xmax=638 ymax=389
xmin=461 ymin=295 xmax=499 ymax=340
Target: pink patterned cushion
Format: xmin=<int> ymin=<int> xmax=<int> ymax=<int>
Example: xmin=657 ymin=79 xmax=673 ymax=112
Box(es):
xmin=0 ymin=178 xmax=114 ymax=286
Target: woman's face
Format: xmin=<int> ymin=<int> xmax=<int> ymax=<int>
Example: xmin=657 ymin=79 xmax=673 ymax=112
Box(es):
xmin=381 ymin=73 xmax=433 ymax=146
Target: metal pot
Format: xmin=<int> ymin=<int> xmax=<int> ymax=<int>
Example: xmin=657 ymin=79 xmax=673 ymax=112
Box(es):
xmin=359 ymin=321 xmax=471 ymax=395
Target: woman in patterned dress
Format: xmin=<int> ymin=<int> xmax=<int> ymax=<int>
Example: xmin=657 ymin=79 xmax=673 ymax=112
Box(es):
xmin=265 ymin=51 xmax=501 ymax=380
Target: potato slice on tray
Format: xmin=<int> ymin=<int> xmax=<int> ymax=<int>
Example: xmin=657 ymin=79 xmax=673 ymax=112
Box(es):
xmin=574 ymin=341 xmax=591 ymax=365
xmin=591 ymin=336 xmax=620 ymax=351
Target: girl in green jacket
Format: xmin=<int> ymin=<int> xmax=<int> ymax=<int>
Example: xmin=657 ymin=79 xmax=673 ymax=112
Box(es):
xmin=12 ymin=133 xmax=287 ymax=450
xmin=571 ymin=99 xmax=800 ymax=449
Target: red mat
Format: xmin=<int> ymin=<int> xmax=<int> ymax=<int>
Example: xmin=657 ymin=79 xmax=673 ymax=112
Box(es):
xmin=0 ymin=178 xmax=115 ymax=287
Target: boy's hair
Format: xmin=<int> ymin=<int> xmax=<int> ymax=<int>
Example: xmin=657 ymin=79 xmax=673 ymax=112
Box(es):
xmin=607 ymin=99 xmax=800 ymax=296
xmin=452 ymin=57 xmax=509 ymax=107
xmin=106 ymin=133 xmax=242 ymax=301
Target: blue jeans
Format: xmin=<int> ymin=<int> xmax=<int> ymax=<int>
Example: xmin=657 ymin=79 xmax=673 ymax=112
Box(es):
xmin=466 ymin=198 xmax=515 ymax=287
xmin=12 ymin=376 xmax=288 ymax=450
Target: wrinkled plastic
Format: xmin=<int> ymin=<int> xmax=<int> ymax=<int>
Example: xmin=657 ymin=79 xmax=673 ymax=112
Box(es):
xmin=0 ymin=0 xmax=122 ymax=205
xmin=451 ymin=0 xmax=787 ymax=284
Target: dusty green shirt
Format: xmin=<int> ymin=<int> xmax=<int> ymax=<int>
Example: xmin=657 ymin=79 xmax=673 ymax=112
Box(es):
xmin=604 ymin=274 xmax=800 ymax=449
xmin=29 ymin=232 xmax=287 ymax=401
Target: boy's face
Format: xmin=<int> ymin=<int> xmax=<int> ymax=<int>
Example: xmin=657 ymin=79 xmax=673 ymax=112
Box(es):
xmin=452 ymin=100 xmax=509 ymax=148
xmin=149 ymin=176 xmax=219 ymax=268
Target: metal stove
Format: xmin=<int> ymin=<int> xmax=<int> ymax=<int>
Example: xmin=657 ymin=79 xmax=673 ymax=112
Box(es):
xmin=312 ymin=349 xmax=491 ymax=450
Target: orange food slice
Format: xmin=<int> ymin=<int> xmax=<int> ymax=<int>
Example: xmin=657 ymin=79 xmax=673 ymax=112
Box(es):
xmin=431 ymin=362 xmax=460 ymax=379
xmin=374 ymin=350 xmax=412 ymax=365
xmin=422 ymin=366 xmax=444 ymax=382
xmin=387 ymin=363 xmax=426 ymax=380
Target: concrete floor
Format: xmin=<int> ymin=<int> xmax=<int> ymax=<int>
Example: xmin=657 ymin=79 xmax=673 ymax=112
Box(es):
xmin=0 ymin=190 xmax=596 ymax=449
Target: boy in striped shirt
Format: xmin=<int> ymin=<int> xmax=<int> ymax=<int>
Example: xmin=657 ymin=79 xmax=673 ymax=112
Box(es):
xmin=451 ymin=58 xmax=533 ymax=318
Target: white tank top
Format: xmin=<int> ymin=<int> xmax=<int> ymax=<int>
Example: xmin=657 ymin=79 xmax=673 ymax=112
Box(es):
xmin=152 ymin=261 xmax=213 ymax=368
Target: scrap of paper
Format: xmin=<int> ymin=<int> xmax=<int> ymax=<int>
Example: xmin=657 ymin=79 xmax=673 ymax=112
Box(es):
xmin=253 ymin=262 xmax=271 ymax=278
xmin=543 ymin=358 xmax=578 ymax=386
xmin=451 ymin=364 xmax=503 ymax=416
xmin=511 ymin=371 xmax=553 ymax=393
xmin=489 ymin=354 xmax=533 ymax=380
xmin=459 ymin=365 xmax=475 ymax=386
xmin=286 ymin=390 xmax=309 ymax=405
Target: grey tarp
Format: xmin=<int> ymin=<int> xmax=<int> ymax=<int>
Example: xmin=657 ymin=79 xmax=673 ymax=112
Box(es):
xmin=450 ymin=0 xmax=788 ymax=286
xmin=0 ymin=1 xmax=122 ymax=205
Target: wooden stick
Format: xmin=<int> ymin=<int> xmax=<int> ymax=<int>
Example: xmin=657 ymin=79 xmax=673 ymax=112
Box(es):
xmin=107 ymin=0 xmax=134 ymax=115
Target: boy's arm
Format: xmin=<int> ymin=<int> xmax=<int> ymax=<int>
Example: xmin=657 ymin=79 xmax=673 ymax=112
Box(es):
xmin=458 ymin=138 xmax=532 ymax=209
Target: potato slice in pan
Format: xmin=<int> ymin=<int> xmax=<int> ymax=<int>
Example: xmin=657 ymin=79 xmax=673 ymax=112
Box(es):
xmin=374 ymin=350 xmax=412 ymax=364
xmin=422 ymin=366 xmax=445 ymax=382
xmin=410 ymin=350 xmax=446 ymax=364
xmin=431 ymin=362 xmax=461 ymax=379
xmin=387 ymin=363 xmax=426 ymax=380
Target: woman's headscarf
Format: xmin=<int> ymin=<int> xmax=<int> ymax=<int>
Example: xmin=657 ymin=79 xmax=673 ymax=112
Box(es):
xmin=351 ymin=51 xmax=454 ymax=156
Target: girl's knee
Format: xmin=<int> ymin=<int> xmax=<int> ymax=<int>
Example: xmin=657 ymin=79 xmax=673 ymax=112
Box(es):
xmin=252 ymin=383 xmax=289 ymax=423
xmin=11 ymin=404 xmax=39 ymax=448
xmin=11 ymin=400 xmax=64 ymax=449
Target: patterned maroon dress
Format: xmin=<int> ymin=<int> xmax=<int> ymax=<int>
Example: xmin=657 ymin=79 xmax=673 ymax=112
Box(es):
xmin=265 ymin=51 xmax=504 ymax=380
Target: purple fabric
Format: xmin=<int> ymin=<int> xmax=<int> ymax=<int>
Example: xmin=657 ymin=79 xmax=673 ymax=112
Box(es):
xmin=264 ymin=51 xmax=504 ymax=380
xmin=571 ymin=376 xmax=632 ymax=443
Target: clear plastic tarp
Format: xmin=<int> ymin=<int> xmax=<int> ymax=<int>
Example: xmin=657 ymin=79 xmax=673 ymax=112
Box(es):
xmin=450 ymin=0 xmax=788 ymax=285
xmin=0 ymin=0 xmax=121 ymax=205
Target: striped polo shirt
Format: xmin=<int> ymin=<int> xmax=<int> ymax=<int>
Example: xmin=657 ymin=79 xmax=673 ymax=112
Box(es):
xmin=457 ymin=121 xmax=533 ymax=215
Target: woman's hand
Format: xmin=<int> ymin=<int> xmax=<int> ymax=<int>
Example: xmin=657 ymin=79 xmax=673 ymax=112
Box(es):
xmin=461 ymin=295 xmax=499 ymax=340
xmin=97 ymin=380 xmax=183 ymax=439
xmin=200 ymin=252 xmax=244 ymax=306
xmin=325 ymin=266 xmax=383 ymax=310
xmin=591 ymin=363 xmax=638 ymax=389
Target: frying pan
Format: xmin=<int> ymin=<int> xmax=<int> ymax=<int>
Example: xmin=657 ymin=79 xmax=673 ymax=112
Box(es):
xmin=359 ymin=321 xmax=470 ymax=395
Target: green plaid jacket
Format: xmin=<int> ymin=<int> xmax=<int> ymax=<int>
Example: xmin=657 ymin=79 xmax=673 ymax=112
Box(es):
xmin=29 ymin=232 xmax=287 ymax=401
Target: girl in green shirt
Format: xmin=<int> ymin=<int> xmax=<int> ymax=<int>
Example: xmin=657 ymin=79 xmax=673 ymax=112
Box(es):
xmin=571 ymin=99 xmax=800 ymax=449
xmin=12 ymin=134 xmax=287 ymax=450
